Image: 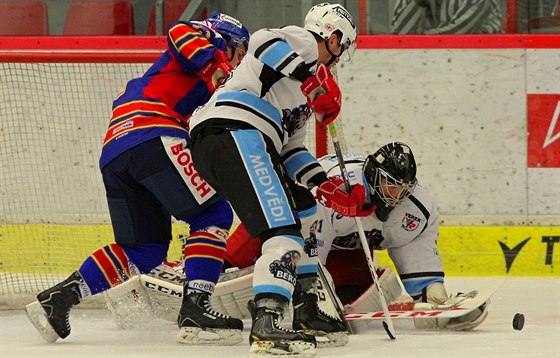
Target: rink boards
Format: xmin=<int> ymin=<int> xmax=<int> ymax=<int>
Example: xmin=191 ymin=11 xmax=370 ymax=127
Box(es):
xmin=0 ymin=224 xmax=558 ymax=276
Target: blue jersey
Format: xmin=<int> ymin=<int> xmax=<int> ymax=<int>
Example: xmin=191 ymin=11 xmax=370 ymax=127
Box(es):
xmin=100 ymin=20 xmax=228 ymax=169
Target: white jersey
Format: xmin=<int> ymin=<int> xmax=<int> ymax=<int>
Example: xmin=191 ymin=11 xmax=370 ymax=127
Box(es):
xmin=189 ymin=25 xmax=325 ymax=187
xmin=311 ymin=153 xmax=443 ymax=298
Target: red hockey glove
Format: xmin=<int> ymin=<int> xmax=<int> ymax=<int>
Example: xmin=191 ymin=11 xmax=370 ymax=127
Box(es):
xmin=300 ymin=63 xmax=341 ymax=125
xmin=315 ymin=177 xmax=366 ymax=217
xmin=197 ymin=49 xmax=233 ymax=92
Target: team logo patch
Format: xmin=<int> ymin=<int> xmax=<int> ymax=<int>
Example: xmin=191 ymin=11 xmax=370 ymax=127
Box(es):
xmin=402 ymin=213 xmax=421 ymax=231
xmin=282 ymin=104 xmax=311 ymax=136
xmin=303 ymin=237 xmax=318 ymax=257
xmin=269 ymin=250 xmax=300 ymax=285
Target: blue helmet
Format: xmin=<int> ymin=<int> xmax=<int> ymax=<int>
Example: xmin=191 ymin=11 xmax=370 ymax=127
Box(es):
xmin=206 ymin=13 xmax=250 ymax=50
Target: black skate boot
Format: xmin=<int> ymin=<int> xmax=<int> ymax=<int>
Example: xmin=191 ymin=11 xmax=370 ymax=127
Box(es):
xmin=249 ymin=298 xmax=317 ymax=356
xmin=292 ymin=277 xmax=350 ymax=347
xmin=177 ymin=291 xmax=243 ymax=345
xmin=25 ymin=271 xmax=82 ymax=342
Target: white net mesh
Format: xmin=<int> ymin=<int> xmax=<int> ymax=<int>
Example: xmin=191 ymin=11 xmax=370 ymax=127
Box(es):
xmin=0 ymin=58 xmax=334 ymax=308
xmin=0 ymin=62 xmax=153 ymax=307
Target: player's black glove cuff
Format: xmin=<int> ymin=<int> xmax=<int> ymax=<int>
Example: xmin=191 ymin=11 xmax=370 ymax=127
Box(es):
xmin=308 ymin=172 xmax=329 ymax=188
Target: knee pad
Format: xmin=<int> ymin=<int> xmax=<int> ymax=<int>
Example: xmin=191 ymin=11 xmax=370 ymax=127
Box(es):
xmin=121 ymin=244 xmax=168 ymax=273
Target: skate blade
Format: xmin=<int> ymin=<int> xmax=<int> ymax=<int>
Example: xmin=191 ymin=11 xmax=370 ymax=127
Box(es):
xmin=250 ymin=340 xmax=317 ymax=356
xmin=176 ymin=327 xmax=242 ymax=345
xmin=24 ymin=301 xmax=59 ymax=343
xmin=315 ymin=331 xmax=349 ymax=348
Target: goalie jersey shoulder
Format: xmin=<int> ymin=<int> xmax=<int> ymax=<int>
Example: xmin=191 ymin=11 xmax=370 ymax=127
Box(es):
xmin=318 ymin=153 xmax=366 ymax=187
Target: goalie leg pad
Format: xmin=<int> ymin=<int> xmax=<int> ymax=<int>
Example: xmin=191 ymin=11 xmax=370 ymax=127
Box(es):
xmin=345 ymin=266 xmax=412 ymax=313
xmin=103 ymin=275 xmax=159 ymax=329
xmin=344 ymin=266 xmax=412 ymax=334
xmin=211 ymin=266 xmax=255 ymax=319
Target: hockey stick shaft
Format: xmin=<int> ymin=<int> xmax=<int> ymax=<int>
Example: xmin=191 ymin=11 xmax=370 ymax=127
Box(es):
xmin=324 ymin=66 xmax=396 ymax=339
xmin=327 ymin=123 xmax=397 ymax=339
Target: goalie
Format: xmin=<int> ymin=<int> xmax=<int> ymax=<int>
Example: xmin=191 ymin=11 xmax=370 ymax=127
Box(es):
xmin=222 ymin=142 xmax=490 ymax=331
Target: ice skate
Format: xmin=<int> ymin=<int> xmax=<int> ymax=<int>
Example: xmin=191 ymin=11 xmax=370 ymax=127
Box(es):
xmin=292 ymin=292 xmax=349 ymax=348
xmin=25 ymin=271 xmax=82 ymax=342
xmin=249 ymin=299 xmax=317 ymax=356
xmin=177 ymin=291 xmax=243 ymax=345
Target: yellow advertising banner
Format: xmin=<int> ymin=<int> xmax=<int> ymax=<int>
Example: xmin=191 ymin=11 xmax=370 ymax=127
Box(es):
xmin=376 ymin=226 xmax=560 ymax=276
xmin=1 ymin=225 xmax=559 ymax=276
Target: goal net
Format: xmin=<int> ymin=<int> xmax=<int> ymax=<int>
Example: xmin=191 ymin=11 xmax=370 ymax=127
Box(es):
xmin=0 ymin=43 xmax=342 ymax=308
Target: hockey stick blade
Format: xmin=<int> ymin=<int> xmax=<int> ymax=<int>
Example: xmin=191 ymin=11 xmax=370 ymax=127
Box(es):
xmin=345 ymin=277 xmax=506 ymax=321
xmin=383 ymin=322 xmax=396 ymax=339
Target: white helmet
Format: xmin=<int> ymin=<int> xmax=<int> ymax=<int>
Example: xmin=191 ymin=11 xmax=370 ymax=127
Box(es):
xmin=304 ymin=2 xmax=357 ymax=61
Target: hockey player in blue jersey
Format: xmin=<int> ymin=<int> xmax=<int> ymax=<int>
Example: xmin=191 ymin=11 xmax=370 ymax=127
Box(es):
xmin=25 ymin=13 xmax=250 ymax=345
xmin=188 ymin=2 xmax=363 ymax=355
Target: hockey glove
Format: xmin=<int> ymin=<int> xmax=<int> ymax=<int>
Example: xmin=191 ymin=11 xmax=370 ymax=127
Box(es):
xmin=315 ymin=177 xmax=366 ymax=217
xmin=197 ymin=49 xmax=233 ymax=92
xmin=300 ymin=63 xmax=341 ymax=125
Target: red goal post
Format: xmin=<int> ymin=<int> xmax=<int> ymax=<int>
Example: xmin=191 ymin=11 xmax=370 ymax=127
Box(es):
xmin=0 ymin=36 xmax=329 ymax=307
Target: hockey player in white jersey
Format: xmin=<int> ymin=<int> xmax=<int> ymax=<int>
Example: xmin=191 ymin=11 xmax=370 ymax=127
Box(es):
xmin=188 ymin=2 xmax=359 ymax=355
xmin=313 ymin=142 xmax=489 ymax=331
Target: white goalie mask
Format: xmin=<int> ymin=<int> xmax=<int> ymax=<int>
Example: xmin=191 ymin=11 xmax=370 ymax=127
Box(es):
xmin=304 ymin=2 xmax=357 ymax=62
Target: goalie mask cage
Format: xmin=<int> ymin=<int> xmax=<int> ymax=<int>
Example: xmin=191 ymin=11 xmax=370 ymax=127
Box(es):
xmin=0 ymin=37 xmax=335 ymax=308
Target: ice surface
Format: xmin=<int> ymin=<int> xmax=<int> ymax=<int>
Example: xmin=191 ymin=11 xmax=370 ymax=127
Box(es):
xmin=1 ymin=277 xmax=559 ymax=358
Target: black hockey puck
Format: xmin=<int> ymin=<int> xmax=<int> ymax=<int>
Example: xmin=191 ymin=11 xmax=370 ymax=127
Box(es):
xmin=512 ymin=313 xmax=525 ymax=330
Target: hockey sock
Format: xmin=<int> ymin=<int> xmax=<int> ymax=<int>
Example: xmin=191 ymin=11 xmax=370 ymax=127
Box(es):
xmin=183 ymin=226 xmax=228 ymax=294
xmin=77 ymin=243 xmax=137 ymax=297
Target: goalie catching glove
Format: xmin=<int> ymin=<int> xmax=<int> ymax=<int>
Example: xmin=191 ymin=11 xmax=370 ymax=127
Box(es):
xmin=300 ymin=63 xmax=341 ymax=125
xmin=197 ymin=49 xmax=233 ymax=92
xmin=316 ymin=177 xmax=371 ymax=217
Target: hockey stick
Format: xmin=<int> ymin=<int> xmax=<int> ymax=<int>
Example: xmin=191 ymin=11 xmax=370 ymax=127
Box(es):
xmin=325 ymin=66 xmax=396 ymax=340
xmin=327 ymin=122 xmax=396 ymax=339
xmin=344 ymin=277 xmax=506 ymax=321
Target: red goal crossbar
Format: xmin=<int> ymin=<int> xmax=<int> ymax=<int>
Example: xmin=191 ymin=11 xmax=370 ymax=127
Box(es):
xmin=2 ymin=34 xmax=557 ymax=157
